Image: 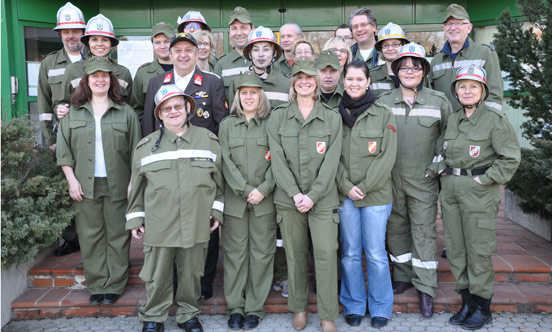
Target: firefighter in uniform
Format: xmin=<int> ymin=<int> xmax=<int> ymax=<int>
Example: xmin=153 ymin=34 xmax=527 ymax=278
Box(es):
xmin=130 ymin=22 xmax=175 ymax=122
xmin=379 ymin=43 xmax=453 ymax=317
xmin=267 ymin=58 xmax=342 ymax=332
xmin=126 ymin=84 xmax=224 ymax=332
xmin=177 ymin=11 xmax=211 ymax=33
xmin=439 ymin=66 xmax=520 ymax=330
xmin=220 ymin=71 xmax=276 ymax=330
xmin=56 ymin=14 xmax=133 ymax=116
xmin=274 ymin=23 xmax=303 ymax=78
xmin=369 ymin=22 xmax=409 ymax=98
xmin=316 ymin=50 xmax=344 ymax=110
xmin=214 ymin=7 xmax=254 ymax=96
xmin=228 ymin=26 xmax=290 ymax=109
xmin=428 ymin=4 xmax=503 ymax=113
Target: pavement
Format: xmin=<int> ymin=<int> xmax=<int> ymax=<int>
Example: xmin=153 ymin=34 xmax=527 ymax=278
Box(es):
xmin=3 ymin=312 xmax=552 ymax=332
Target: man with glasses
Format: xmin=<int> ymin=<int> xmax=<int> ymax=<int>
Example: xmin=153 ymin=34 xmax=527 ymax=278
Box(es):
xmin=349 ymin=8 xmax=380 ymax=69
xmin=428 ymin=3 xmax=503 ymax=112
xmin=334 ymin=24 xmax=354 ymax=47
xmin=274 ymin=23 xmax=303 ymax=77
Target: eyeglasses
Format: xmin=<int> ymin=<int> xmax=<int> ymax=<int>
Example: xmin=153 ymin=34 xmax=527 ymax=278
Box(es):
xmin=443 ymin=22 xmax=470 ymax=29
xmin=329 ymin=48 xmax=348 ymax=55
xmin=399 ymin=66 xmax=423 ymax=73
xmin=351 ymin=22 xmax=374 ymax=31
xmin=295 ymin=50 xmax=313 ymax=55
xmin=382 ymin=42 xmax=402 ymax=49
xmin=160 ymin=104 xmax=185 ymax=114
xmin=197 ymin=42 xmax=210 ymax=48
xmin=185 ymin=22 xmax=201 ymax=30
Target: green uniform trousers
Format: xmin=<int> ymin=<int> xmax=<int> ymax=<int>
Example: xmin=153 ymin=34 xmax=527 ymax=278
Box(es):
xmin=387 ymin=172 xmax=439 ymax=297
xmin=276 ymin=206 xmax=339 ymax=321
xmin=274 ymin=231 xmax=288 ymax=282
xmin=74 ymin=177 xmax=130 ymax=295
xmin=222 ymin=209 xmax=277 ymax=318
xmin=139 ymin=243 xmax=207 ymax=323
xmin=439 ymin=175 xmax=499 ymax=300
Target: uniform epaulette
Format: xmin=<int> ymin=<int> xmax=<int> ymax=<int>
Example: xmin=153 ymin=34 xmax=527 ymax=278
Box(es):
xmin=136 ymin=134 xmax=156 ymax=149
xmin=273 ymin=102 xmax=291 ymax=112
xmin=374 ymin=100 xmax=392 ymax=111
xmin=137 ymin=61 xmax=153 ymax=70
xmin=427 ymin=89 xmax=448 ymax=99
xmin=46 ymin=50 xmax=59 ymax=57
xmin=377 ymin=90 xmax=393 ymax=98
xmin=220 ymin=114 xmax=238 ymax=125
xmin=482 ymin=43 xmax=496 ymax=51
xmin=208 ymin=131 xmax=219 ymax=141
xmin=488 ymin=106 xmax=505 ymax=118
xmin=320 ymin=102 xmax=333 ymax=111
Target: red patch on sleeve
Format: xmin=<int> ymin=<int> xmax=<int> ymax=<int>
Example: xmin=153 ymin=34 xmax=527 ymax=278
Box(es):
xmin=387 ymin=125 xmax=396 ymax=133
xmin=223 ymin=97 xmax=229 ymax=110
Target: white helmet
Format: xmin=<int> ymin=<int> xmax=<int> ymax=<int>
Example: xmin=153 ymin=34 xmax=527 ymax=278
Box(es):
xmin=451 ymin=65 xmax=489 ymax=100
xmin=177 ymin=11 xmax=211 ymax=32
xmin=53 ymin=2 xmax=86 ymax=31
xmin=391 ymin=42 xmax=431 ymax=77
xmin=154 ymin=84 xmax=196 ymax=121
xmin=243 ymin=26 xmax=282 ymax=62
xmin=375 ymin=22 xmax=409 ymax=52
xmin=81 ymin=14 xmax=119 ymax=47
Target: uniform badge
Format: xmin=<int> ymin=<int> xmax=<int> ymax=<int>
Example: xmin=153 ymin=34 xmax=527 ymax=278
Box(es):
xmin=469 ymin=145 xmax=480 ymax=158
xmin=223 ymin=97 xmax=229 ymax=110
xmin=203 ymin=111 xmax=210 ymax=119
xmin=97 ymin=23 xmax=103 ymax=31
xmin=265 ymin=150 xmax=271 ymax=161
xmin=385 ymin=28 xmax=390 ymax=34
xmin=409 ymin=46 xmax=415 ymax=52
xmin=256 ymin=30 xmax=262 ymax=37
xmin=196 ymin=108 xmax=204 ymax=117
xmin=316 ymin=142 xmax=326 ymax=154
xmin=368 ymin=141 xmax=377 ymax=153
xmin=163 ymin=73 xmax=173 ymax=83
xmin=194 ymin=74 xmax=203 ymax=86
xmin=65 ymin=14 xmax=71 ymax=21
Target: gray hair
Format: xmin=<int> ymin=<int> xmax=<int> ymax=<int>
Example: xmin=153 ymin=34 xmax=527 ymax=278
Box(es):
xmin=348 ymin=8 xmax=377 ymax=27
xmin=280 ymin=22 xmax=303 ymax=36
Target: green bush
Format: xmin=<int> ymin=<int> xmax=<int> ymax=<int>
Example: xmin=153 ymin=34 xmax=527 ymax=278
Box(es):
xmin=1 ymin=117 xmax=75 ymax=268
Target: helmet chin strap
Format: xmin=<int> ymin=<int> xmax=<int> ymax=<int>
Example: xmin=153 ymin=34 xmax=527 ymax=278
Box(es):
xmin=250 ymin=50 xmax=277 ymax=76
xmin=456 ymin=95 xmax=483 ymax=110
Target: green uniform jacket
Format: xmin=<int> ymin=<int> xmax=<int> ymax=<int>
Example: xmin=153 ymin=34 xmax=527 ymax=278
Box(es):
xmin=56 ymin=101 xmax=141 ymax=201
xmin=439 ymin=104 xmax=520 ymax=185
xmin=369 ymin=64 xmax=398 ymax=98
xmin=267 ymin=101 xmax=343 ymax=210
xmin=214 ymin=49 xmax=252 ymax=95
xmin=219 ymin=114 xmax=275 ymax=218
xmin=57 ymin=57 xmax=133 ymax=109
xmin=228 ymin=69 xmax=290 ymax=109
xmin=378 ymin=88 xmax=452 ymax=177
xmin=336 ymin=101 xmax=397 ymax=207
xmin=208 ymin=55 xmax=218 ymax=72
xmin=273 ymin=54 xmax=293 ymax=78
xmin=129 ymin=58 xmax=166 ymax=122
xmin=319 ymin=84 xmax=344 ymax=111
xmin=428 ymin=38 xmax=503 ymax=112
xmin=125 ymin=126 xmax=225 ymax=248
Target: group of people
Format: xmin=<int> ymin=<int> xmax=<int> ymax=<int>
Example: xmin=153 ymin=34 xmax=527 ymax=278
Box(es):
xmin=38 ymin=2 xmax=522 ymax=332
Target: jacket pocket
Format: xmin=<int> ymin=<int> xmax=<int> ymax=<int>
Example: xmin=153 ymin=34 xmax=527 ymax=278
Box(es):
xmin=139 ymin=245 xmax=154 ymax=282
xmin=360 ymin=129 xmax=383 ymax=156
xmin=112 ymin=122 xmax=129 ymax=151
xmin=69 ymin=120 xmax=88 ymax=149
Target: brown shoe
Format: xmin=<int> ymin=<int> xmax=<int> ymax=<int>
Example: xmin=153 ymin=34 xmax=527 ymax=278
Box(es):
xmin=293 ymin=312 xmax=307 ymax=330
xmin=418 ymin=291 xmax=434 ymax=318
xmin=393 ymin=281 xmax=413 ymax=294
xmin=320 ymin=319 xmax=336 ymax=332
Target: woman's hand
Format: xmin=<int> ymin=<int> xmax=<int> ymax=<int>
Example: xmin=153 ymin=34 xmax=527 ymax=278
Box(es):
xmin=68 ymin=177 xmax=84 ymax=201
xmin=247 ymin=188 xmax=265 ymax=205
xmin=296 ymin=195 xmax=314 ymax=213
xmin=347 ymin=186 xmax=365 ymax=201
xmin=210 ymin=217 xmax=220 ymax=232
xmin=56 ymin=104 xmax=69 ymax=119
xmin=473 ymin=176 xmax=482 ymax=184
xmin=131 ymin=227 xmax=145 ymax=240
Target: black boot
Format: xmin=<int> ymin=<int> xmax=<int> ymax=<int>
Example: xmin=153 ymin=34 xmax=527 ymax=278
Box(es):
xmin=462 ymin=295 xmax=492 ymax=330
xmin=449 ymin=289 xmax=472 ymax=325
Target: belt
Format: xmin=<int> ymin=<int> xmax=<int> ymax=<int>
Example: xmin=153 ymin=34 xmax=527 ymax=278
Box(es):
xmin=442 ymin=167 xmax=489 ymax=176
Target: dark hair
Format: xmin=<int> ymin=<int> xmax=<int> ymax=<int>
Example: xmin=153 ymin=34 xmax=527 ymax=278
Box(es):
xmin=343 ymin=60 xmax=370 ymax=79
xmin=348 ymin=8 xmax=377 ymax=27
xmin=396 ymin=56 xmax=423 ymax=70
xmin=335 ymin=24 xmax=351 ymax=33
xmin=70 ymin=72 xmax=124 ymax=107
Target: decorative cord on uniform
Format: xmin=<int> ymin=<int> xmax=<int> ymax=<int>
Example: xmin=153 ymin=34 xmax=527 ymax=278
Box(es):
xmin=151 ymin=125 xmax=164 ymax=154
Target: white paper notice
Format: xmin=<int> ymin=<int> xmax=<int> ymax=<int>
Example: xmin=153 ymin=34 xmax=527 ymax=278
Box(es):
xmin=27 ymin=61 xmax=41 ymax=97
xmin=117 ymin=39 xmax=154 ymax=78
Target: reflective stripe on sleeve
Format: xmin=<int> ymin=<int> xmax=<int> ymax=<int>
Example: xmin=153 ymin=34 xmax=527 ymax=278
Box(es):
xmin=432 ymin=59 xmax=486 ymax=73
xmin=141 ymin=149 xmax=218 ymax=167
xmin=118 ymin=79 xmax=129 ymax=89
xmin=39 ymin=113 xmax=54 ymax=121
xmin=71 ymin=77 xmax=82 ymax=88
xmin=389 ymin=252 xmax=412 ymax=263
xmin=212 ymin=200 xmax=224 ymax=212
xmin=264 ymin=91 xmax=289 ymax=102
xmin=485 ymin=101 xmax=503 ymax=111
xmin=412 ymin=257 xmax=438 ymax=270
xmin=125 ymin=211 xmax=145 ymax=221
xmin=48 ymin=68 xmax=66 ymax=77
xmin=221 ymin=67 xmax=249 ymax=78
xmin=371 ymin=82 xmax=392 ymax=90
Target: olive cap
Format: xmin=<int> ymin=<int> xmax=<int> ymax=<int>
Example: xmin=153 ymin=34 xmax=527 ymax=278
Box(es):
xmin=151 ymin=22 xmax=175 ymax=40
xmin=84 ymin=56 xmax=113 ymax=74
xmin=291 ymin=57 xmax=318 ymax=76
xmin=316 ymin=50 xmax=340 ymax=70
xmin=443 ymin=3 xmax=470 ymax=23
xmin=228 ymin=6 xmax=252 ymax=25
xmin=236 ymin=71 xmax=263 ymax=89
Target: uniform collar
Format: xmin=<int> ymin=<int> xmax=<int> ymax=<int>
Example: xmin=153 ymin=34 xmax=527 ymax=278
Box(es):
xmin=390 ymin=87 xmax=429 ymax=106
xmin=460 ymin=103 xmax=485 ymax=125
xmin=57 ymin=48 xmax=70 ymax=64
xmin=287 ymin=101 xmax=326 ymax=123
xmin=163 ymin=124 xmax=194 ymax=143
xmin=148 ymin=58 xmax=164 ymax=73
xmin=233 ymin=113 xmax=261 ymax=126
xmin=80 ymin=99 xmax=122 ymax=114
xmin=229 ymin=48 xmax=247 ymax=63
xmin=441 ymin=38 xmax=471 ymax=58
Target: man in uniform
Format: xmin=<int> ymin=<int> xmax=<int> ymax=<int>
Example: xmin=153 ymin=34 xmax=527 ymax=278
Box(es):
xmin=428 ymin=3 xmax=503 ymax=112
xmin=334 ymin=24 xmax=354 ymax=47
xmin=142 ymin=33 xmax=227 ymax=300
xmin=37 ymin=1 xmax=86 ymax=257
xmin=214 ymin=7 xmax=254 ymax=96
xmin=274 ymin=23 xmax=303 ymax=78
xmin=316 ymin=50 xmax=344 ymax=110
xmin=127 ymin=84 xmax=224 ymax=332
xmin=130 ymin=22 xmax=175 ymax=122
xmin=349 ymin=8 xmax=380 ymax=69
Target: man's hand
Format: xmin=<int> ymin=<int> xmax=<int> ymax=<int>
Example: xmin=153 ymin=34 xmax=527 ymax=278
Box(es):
xmin=57 ymin=104 xmax=69 ymax=119
xmin=131 ymin=227 xmax=145 ymax=240
xmin=210 ymin=217 xmax=220 ymax=232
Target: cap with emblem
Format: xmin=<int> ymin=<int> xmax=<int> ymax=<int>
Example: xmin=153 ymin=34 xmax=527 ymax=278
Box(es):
xmin=151 ymin=22 xmax=175 ymax=41
xmin=374 ymin=22 xmax=409 ymax=52
xmin=177 ymin=11 xmax=211 ymax=32
xmin=451 ymin=65 xmax=489 ymax=100
xmin=443 ymin=3 xmax=470 ymax=23
xmin=170 ymin=32 xmax=198 ymax=49
xmin=291 ymin=57 xmax=318 ymax=76
xmin=228 ymin=6 xmax=252 ymax=25
xmin=316 ymin=50 xmax=340 ymax=70
xmin=53 ymin=2 xmax=86 ymax=31
xmin=243 ymin=26 xmax=282 ymax=61
xmin=81 ymin=14 xmax=119 ymax=47
xmin=236 ymin=71 xmax=263 ymax=89
xmin=154 ymin=84 xmax=196 ymax=120
xmin=84 ymin=56 xmax=113 ymax=74
xmin=391 ymin=42 xmax=430 ymax=77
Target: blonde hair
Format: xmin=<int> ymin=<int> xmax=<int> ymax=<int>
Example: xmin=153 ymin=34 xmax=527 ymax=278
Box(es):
xmin=230 ymin=87 xmax=271 ymax=120
xmin=323 ymin=37 xmax=352 ymax=67
xmin=455 ymin=80 xmax=488 ymax=101
xmin=288 ymin=73 xmax=321 ymax=103
xmin=291 ymin=39 xmax=316 ymax=58
xmin=192 ymin=30 xmax=214 ymax=49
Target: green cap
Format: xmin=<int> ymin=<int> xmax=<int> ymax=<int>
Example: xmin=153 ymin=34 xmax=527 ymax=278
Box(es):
xmin=84 ymin=56 xmax=113 ymax=74
xmin=151 ymin=22 xmax=175 ymax=40
xmin=237 ymin=71 xmax=263 ymax=89
xmin=291 ymin=57 xmax=318 ymax=76
xmin=443 ymin=3 xmax=470 ymax=22
xmin=316 ymin=50 xmax=340 ymax=70
xmin=228 ymin=6 xmax=252 ymax=25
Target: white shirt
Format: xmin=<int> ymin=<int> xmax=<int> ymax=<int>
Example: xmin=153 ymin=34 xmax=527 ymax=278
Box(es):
xmin=174 ymin=70 xmax=194 ymax=92
xmin=94 ymin=116 xmax=107 ymax=177
xmin=359 ymin=48 xmax=373 ymax=62
xmin=67 ymin=53 xmax=82 ymax=63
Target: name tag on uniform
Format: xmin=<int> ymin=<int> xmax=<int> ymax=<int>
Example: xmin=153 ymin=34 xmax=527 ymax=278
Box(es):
xmin=191 ymin=157 xmax=214 ymax=162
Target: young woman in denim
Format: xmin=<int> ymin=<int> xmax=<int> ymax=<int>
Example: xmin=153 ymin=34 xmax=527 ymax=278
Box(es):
xmin=336 ymin=60 xmax=397 ymax=328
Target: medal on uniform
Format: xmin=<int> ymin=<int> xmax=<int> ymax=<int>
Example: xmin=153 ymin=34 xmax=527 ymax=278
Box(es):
xmin=316 ymin=142 xmax=326 ymax=154
xmin=203 ymin=111 xmax=210 ymax=119
xmin=194 ymin=74 xmax=203 ymax=86
xmin=196 ymin=108 xmax=204 ymax=117
xmin=368 ymin=141 xmax=377 ymax=153
xmin=265 ymin=150 xmax=271 ymax=161
xmin=469 ymin=145 xmax=480 ymax=158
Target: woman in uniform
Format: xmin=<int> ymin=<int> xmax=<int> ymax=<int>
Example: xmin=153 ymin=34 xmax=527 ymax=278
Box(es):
xmin=267 ymin=58 xmax=342 ymax=332
xmin=379 ymin=42 xmax=452 ymax=318
xmin=57 ymin=56 xmax=141 ymax=306
xmin=192 ymin=30 xmax=217 ymax=72
xmin=439 ymin=65 xmax=520 ymax=330
xmin=322 ymin=36 xmax=353 ymax=73
xmin=219 ymin=71 xmax=276 ymax=330
xmin=336 ymin=60 xmax=397 ymax=328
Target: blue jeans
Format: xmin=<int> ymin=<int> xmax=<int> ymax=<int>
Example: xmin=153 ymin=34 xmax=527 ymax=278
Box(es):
xmin=339 ymin=198 xmax=393 ymax=319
